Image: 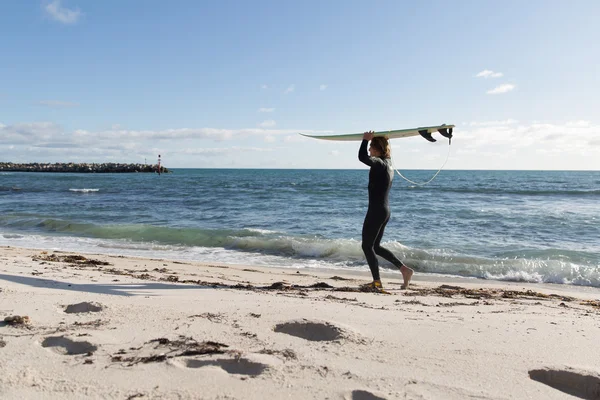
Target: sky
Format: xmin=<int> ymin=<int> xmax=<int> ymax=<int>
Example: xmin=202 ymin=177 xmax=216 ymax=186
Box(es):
xmin=1 ymin=0 xmax=599 ymax=170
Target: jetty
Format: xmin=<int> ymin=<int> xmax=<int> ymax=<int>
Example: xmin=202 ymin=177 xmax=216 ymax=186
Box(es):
xmin=0 ymin=162 xmax=169 ymax=173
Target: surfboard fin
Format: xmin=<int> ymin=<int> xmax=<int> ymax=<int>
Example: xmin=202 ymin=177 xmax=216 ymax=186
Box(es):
xmin=438 ymin=127 xmax=453 ymax=145
xmin=418 ymin=129 xmax=437 ymax=142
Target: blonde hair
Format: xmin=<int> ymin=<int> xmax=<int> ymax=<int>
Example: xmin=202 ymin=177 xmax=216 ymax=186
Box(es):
xmin=371 ymin=137 xmax=391 ymax=158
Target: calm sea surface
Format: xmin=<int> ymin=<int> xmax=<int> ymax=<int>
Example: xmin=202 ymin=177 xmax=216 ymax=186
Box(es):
xmin=1 ymin=169 xmax=599 ymax=287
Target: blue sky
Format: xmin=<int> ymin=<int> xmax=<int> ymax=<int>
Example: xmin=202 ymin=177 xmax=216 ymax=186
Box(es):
xmin=1 ymin=0 xmax=599 ymax=170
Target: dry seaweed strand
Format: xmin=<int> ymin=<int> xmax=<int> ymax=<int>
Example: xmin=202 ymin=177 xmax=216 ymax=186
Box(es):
xmin=403 ymin=285 xmax=577 ymax=302
xmin=110 ymin=336 xmax=229 ymax=366
xmin=31 ymin=252 xmax=596 ymax=311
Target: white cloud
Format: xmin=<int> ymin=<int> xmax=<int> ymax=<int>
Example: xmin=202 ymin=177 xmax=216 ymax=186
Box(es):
xmin=33 ymin=141 xmax=83 ymax=149
xmin=284 ymin=84 xmax=295 ymax=94
xmin=259 ymin=120 xmax=276 ymax=128
xmin=1 ymin=122 xmax=324 ymax=148
xmin=260 ymin=84 xmax=268 ymax=89
xmin=258 ymin=108 xmax=275 ymax=113
xmin=320 ymin=84 xmax=328 ymax=91
xmin=45 ymin=0 xmax=82 ymax=24
xmin=458 ymin=121 xmax=600 ymax=152
xmin=3 ymin=120 xmax=598 ymax=169
xmin=566 ymin=120 xmax=590 ymax=127
xmin=6 ymin=144 xmax=275 ymax=164
xmin=38 ymin=100 xmax=79 ymax=107
xmin=106 ymin=126 xmax=317 ymax=140
xmin=487 ymin=84 xmax=516 ymax=95
xmin=476 ymin=70 xmax=503 ymax=78
xmin=283 ymin=135 xmax=308 ymax=143
xmin=468 ymin=119 xmax=518 ymax=126
xmin=0 ymin=121 xmax=362 ymax=166
xmin=177 ymin=146 xmax=274 ymax=155
xmin=0 ymin=122 xmax=63 ymax=144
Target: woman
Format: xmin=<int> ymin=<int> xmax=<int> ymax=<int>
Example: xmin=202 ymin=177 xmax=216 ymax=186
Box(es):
xmin=358 ymin=131 xmax=413 ymax=292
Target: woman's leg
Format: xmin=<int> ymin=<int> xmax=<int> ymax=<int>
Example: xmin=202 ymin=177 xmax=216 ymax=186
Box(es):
xmin=361 ymin=212 xmax=385 ymax=281
xmin=372 ymin=214 xmax=404 ymax=267
xmin=372 ymin=214 xmax=414 ymax=289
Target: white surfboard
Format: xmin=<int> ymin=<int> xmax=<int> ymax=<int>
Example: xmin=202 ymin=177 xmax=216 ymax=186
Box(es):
xmin=300 ymin=124 xmax=455 ymax=142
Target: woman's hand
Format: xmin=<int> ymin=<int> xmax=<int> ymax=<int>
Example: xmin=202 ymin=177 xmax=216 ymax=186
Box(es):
xmin=363 ymin=131 xmax=374 ymax=141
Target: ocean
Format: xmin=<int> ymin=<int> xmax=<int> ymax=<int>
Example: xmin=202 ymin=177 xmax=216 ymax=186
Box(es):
xmin=1 ymin=169 xmax=599 ymax=287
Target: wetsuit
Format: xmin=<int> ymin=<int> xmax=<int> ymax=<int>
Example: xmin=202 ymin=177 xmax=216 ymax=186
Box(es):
xmin=358 ymin=139 xmax=404 ymax=281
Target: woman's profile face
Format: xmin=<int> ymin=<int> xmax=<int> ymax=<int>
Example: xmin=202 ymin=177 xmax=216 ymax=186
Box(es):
xmin=369 ymin=143 xmax=381 ymax=157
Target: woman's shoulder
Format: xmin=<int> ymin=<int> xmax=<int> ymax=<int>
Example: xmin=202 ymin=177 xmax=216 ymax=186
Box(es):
xmin=371 ymin=157 xmax=389 ymax=167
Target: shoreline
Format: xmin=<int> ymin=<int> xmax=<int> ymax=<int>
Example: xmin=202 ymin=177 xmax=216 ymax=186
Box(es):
xmin=1 ymin=245 xmax=600 ymax=399
xmin=2 ymin=242 xmax=599 ymax=294
xmin=5 ymin=244 xmax=600 ymax=299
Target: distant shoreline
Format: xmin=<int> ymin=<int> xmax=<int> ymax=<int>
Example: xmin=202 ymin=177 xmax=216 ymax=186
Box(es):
xmin=0 ymin=162 xmax=169 ymax=173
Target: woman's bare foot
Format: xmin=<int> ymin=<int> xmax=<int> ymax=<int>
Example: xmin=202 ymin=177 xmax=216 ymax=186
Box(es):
xmin=400 ymin=265 xmax=413 ymax=289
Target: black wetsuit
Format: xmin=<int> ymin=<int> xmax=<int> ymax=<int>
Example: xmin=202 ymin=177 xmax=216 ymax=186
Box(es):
xmin=358 ymin=140 xmax=404 ymax=281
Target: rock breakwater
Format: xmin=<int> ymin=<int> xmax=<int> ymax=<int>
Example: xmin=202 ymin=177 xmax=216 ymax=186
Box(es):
xmin=0 ymin=162 xmax=169 ymax=173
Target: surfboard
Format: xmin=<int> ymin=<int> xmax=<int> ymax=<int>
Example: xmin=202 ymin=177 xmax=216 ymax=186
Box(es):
xmin=300 ymin=124 xmax=455 ymax=142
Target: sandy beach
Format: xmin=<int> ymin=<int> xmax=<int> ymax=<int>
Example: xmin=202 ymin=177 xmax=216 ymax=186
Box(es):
xmin=1 ymin=245 xmax=599 ymax=400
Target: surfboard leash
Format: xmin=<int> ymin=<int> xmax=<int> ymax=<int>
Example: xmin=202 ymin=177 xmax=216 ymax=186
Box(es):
xmin=390 ymin=131 xmax=452 ymax=186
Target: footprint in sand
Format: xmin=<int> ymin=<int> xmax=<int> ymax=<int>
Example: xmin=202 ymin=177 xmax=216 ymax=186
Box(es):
xmin=41 ymin=336 xmax=98 ymax=355
xmin=182 ymin=353 xmax=280 ymax=378
xmin=274 ymin=319 xmax=363 ymax=343
xmin=64 ymin=302 xmax=104 ymax=314
xmin=529 ymin=367 xmax=600 ymax=400
xmin=344 ymin=390 xmax=387 ymax=400
xmin=185 ymin=358 xmax=267 ymax=377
